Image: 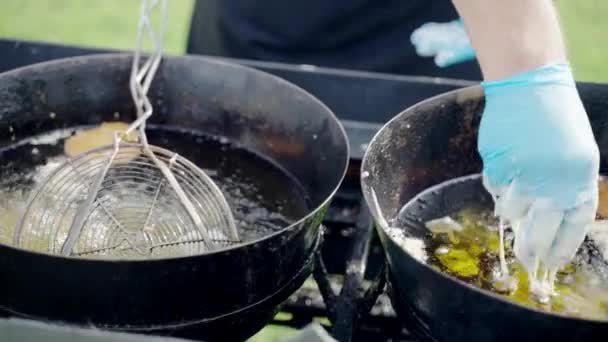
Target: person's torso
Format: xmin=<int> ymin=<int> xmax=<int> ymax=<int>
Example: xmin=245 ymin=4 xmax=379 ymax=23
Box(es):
xmin=187 ymin=0 xmax=481 ymax=80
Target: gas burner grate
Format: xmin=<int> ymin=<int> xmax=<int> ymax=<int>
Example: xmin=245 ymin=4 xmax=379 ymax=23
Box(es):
xmin=271 ymin=183 xmax=417 ymax=341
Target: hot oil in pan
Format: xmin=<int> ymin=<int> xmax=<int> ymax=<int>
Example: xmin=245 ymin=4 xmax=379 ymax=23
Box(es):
xmin=0 ymin=125 xmax=311 ymax=247
xmin=420 ymin=207 xmax=608 ymax=320
xmin=149 ymin=127 xmax=312 ymax=241
xmin=387 ymin=176 xmax=608 ymax=321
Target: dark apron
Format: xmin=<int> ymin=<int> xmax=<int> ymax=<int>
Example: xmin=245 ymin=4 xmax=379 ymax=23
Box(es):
xmin=186 ymin=0 xmax=482 ymax=81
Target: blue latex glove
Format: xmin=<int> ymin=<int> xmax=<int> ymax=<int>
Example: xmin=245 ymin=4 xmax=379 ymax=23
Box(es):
xmin=479 ymin=62 xmax=600 ymax=291
xmin=410 ymin=19 xmax=476 ymax=68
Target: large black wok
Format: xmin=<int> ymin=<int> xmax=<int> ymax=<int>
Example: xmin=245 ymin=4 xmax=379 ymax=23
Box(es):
xmin=361 ymin=84 xmax=608 ymax=341
xmin=0 ymin=54 xmax=349 ymax=341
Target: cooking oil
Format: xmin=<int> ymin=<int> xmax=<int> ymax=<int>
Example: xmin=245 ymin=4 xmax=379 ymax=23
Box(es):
xmin=0 ymin=124 xmax=311 ymax=250
xmin=424 ymin=208 xmax=608 ymax=320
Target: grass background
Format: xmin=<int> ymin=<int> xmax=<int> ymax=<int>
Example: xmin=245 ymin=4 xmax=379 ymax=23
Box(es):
xmin=0 ymin=0 xmax=606 ymax=341
xmin=1 ymin=0 xmax=607 ymax=81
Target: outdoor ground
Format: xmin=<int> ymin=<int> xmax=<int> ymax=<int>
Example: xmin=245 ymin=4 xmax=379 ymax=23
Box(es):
xmin=0 ymin=1 xmax=606 ymax=341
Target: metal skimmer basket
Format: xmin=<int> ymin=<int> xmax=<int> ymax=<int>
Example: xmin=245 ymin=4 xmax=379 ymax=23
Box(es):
xmin=13 ymin=0 xmax=240 ymax=258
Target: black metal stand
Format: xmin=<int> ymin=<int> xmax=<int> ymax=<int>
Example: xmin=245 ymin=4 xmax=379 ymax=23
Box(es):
xmin=318 ymin=203 xmax=384 ymax=341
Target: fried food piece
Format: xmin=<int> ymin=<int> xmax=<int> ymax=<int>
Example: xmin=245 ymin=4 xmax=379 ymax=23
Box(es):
xmin=64 ymin=122 xmax=139 ymax=157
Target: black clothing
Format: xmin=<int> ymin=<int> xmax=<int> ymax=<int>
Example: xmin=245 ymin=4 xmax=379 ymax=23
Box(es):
xmin=187 ymin=0 xmax=482 ymax=80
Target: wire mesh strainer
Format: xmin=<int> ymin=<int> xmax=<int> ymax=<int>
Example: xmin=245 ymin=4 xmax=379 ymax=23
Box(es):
xmin=13 ymin=0 xmax=240 ymax=258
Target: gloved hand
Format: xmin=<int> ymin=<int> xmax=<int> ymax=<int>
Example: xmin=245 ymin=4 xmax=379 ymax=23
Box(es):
xmin=410 ymin=18 xmax=476 ymax=68
xmin=478 ymin=62 xmax=600 ymax=291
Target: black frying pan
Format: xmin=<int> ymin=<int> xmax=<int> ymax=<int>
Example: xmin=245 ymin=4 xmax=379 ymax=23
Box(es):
xmin=361 ymin=84 xmax=608 ymax=342
xmin=0 ymin=53 xmax=349 ymax=341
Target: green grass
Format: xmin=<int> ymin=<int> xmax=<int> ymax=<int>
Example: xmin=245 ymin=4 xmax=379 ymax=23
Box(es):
xmin=0 ymin=0 xmax=194 ymax=55
xmin=247 ymin=324 xmax=298 ymax=342
xmin=555 ymin=0 xmax=608 ymax=81
xmin=0 ymin=0 xmax=606 ymax=81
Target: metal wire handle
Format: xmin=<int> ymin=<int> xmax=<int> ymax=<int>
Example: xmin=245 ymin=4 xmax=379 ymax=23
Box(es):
xmin=59 ymin=0 xmax=235 ymax=255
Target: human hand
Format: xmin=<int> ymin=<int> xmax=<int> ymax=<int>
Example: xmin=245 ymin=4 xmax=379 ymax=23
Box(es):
xmin=478 ymin=63 xmax=600 ymax=289
xmin=410 ymin=19 xmax=476 ymax=68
